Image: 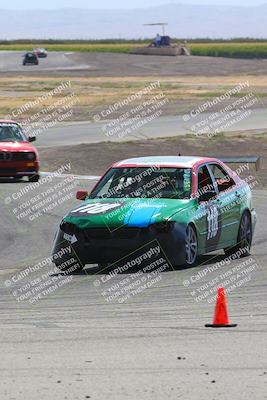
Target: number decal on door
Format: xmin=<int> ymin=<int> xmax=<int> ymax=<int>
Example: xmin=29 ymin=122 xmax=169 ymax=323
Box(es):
xmin=207 ymin=205 xmax=219 ymax=240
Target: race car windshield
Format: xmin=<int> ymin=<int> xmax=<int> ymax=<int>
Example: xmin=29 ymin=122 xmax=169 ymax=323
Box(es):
xmin=90 ymin=167 xmax=192 ymax=199
xmin=0 ymin=124 xmax=27 ymax=142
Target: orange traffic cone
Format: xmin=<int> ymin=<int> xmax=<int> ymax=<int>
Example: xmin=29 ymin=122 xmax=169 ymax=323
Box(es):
xmin=205 ymin=287 xmax=237 ymax=328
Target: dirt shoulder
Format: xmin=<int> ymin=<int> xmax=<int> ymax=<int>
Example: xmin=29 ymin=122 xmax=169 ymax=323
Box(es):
xmin=2 ymin=74 xmax=267 ymax=123
xmin=39 ymin=135 xmax=267 ymax=186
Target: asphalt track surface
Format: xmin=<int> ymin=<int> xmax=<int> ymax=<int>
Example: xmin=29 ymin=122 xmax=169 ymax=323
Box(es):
xmin=0 ymin=177 xmax=266 ymax=399
xmin=35 ymin=109 xmax=267 ymax=147
xmin=0 ymin=51 xmax=88 ymax=72
xmin=2 ymin=51 xmax=267 ymax=77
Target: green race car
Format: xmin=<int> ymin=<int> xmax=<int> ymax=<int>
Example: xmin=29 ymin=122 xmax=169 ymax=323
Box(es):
xmin=52 ymin=156 xmax=256 ymax=271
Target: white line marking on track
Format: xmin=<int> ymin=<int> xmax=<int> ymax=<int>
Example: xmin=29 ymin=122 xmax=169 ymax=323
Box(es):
xmin=41 ymin=172 xmax=100 ymax=181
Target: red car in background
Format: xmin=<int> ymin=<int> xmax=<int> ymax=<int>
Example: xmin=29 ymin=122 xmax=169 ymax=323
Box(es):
xmin=0 ymin=121 xmax=40 ymax=182
xmin=33 ymin=48 xmax=48 ymax=58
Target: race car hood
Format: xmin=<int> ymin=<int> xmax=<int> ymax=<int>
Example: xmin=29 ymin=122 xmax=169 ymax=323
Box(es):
xmin=63 ymin=197 xmax=193 ymax=229
xmin=0 ymin=141 xmax=36 ymax=152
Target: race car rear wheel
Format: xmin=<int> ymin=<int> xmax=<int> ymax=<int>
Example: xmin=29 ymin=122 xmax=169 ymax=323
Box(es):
xmin=224 ymin=211 xmax=252 ymax=257
xmin=28 ymin=174 xmax=40 ymax=182
xmin=185 ymin=224 xmax=198 ymax=266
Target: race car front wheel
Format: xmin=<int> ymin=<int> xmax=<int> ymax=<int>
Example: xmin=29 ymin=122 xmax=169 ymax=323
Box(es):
xmin=185 ymin=224 xmax=198 ymax=266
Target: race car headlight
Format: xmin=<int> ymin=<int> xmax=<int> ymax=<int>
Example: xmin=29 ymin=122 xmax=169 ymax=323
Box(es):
xmin=152 ymin=221 xmax=175 ymax=232
xmin=26 ymin=152 xmax=36 ymax=160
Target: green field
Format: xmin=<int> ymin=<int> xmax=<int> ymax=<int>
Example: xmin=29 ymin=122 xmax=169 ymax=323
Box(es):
xmin=1 ymin=41 xmax=267 ymax=58
xmin=190 ymin=42 xmax=267 ymax=59
xmin=0 ymin=43 xmax=140 ymax=53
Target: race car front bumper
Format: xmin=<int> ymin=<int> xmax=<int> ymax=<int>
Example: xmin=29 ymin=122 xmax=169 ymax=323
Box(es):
xmin=52 ymin=222 xmax=187 ymax=267
xmin=0 ymin=160 xmax=39 ymax=178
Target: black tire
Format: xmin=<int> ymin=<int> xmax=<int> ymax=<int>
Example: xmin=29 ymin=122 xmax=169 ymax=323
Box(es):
xmin=28 ymin=174 xmax=40 ymax=182
xmin=55 ymin=249 xmax=85 ymax=274
xmin=185 ymin=224 xmax=198 ymax=267
xmin=224 ymin=211 xmax=252 ymax=257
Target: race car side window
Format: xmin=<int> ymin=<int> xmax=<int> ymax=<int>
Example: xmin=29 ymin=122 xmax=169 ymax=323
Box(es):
xmin=209 ymin=164 xmax=235 ymax=193
xmin=197 ymin=165 xmax=215 ymax=196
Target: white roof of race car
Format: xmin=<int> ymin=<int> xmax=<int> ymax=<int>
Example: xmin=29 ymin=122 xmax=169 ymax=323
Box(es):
xmin=113 ymin=156 xmax=207 ymax=168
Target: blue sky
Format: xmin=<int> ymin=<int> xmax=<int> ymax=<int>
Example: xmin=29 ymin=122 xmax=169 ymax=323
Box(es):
xmin=0 ymin=0 xmax=265 ymax=9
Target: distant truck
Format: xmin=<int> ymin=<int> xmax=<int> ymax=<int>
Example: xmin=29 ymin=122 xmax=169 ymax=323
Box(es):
xmin=131 ymin=37 xmax=190 ymax=56
xmin=152 ymin=35 xmax=171 ymax=47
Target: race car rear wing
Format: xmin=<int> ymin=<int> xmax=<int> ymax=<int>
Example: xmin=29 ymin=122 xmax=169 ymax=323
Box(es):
xmin=220 ymin=156 xmax=261 ymax=171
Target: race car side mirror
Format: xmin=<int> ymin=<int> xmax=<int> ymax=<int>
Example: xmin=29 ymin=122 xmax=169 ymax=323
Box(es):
xmin=76 ymin=190 xmax=88 ymax=201
xmin=198 ymin=190 xmax=217 ymax=202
